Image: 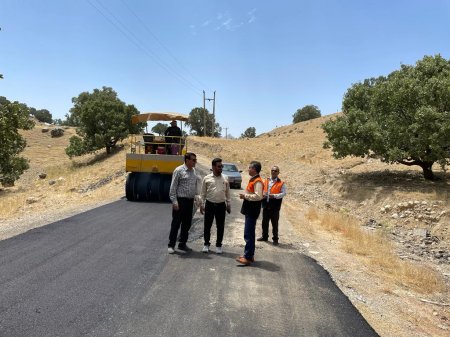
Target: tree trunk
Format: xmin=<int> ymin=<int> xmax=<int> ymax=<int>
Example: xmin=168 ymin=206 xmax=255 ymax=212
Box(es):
xmin=419 ymin=162 xmax=434 ymax=180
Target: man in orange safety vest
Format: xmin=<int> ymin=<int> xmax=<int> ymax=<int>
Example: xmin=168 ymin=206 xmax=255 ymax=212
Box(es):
xmin=257 ymin=165 xmax=286 ymax=245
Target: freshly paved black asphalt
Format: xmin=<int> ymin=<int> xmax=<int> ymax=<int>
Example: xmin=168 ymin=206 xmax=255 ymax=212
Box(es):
xmin=0 ymin=199 xmax=379 ymax=337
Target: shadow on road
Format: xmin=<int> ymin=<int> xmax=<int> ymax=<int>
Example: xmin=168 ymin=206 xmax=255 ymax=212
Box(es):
xmin=176 ymin=250 xmax=212 ymax=260
xmin=174 ymin=250 xmax=281 ymax=272
xmin=236 ymin=260 xmax=281 ymax=272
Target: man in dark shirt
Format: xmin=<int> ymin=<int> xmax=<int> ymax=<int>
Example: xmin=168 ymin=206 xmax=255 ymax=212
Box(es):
xmin=164 ymin=120 xmax=182 ymax=154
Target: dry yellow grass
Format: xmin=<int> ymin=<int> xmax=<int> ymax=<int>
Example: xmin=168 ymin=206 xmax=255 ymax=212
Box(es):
xmin=190 ymin=116 xmax=449 ymax=292
xmin=312 ymin=209 xmax=446 ymax=294
xmin=1 ymin=116 xmax=449 ymax=336
xmin=0 ymin=124 xmax=127 ymax=220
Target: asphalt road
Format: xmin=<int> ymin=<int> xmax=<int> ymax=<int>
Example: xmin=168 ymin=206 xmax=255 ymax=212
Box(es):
xmin=0 ymin=198 xmax=379 ymax=337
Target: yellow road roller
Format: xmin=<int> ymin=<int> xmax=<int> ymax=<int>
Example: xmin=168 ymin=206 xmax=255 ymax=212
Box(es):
xmin=125 ymin=112 xmax=189 ymax=201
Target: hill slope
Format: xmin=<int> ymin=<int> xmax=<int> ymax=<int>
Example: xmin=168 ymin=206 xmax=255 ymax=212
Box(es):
xmin=1 ymin=116 xmax=449 ymax=336
xmin=190 ymin=115 xmax=450 ymax=265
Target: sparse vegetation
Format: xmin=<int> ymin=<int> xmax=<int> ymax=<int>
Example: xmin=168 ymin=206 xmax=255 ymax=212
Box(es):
xmin=323 ymin=54 xmax=450 ymax=180
xmin=1 ymin=115 xmax=449 ymax=337
xmin=314 ymin=209 xmax=445 ymax=293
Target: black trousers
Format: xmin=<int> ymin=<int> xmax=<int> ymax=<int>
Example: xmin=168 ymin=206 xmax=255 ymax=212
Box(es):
xmin=168 ymin=197 xmax=194 ymax=247
xmin=261 ymin=207 xmax=280 ymax=241
xmin=203 ymin=200 xmax=226 ymax=247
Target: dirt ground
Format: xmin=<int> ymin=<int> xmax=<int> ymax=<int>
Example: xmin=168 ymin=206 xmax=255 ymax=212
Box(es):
xmin=1 ymin=116 xmax=449 ymax=336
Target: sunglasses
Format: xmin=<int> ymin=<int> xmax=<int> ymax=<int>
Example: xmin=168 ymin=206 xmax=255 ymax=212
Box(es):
xmin=190 ymin=158 xmax=197 ymax=162
xmin=271 ymin=170 xmax=279 ymax=172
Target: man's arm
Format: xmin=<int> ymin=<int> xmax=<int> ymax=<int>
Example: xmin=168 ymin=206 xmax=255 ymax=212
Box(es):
xmin=244 ymin=181 xmax=263 ymax=201
xmin=169 ymin=168 xmax=180 ymax=205
xmin=225 ymin=177 xmax=231 ymax=204
xmin=225 ymin=177 xmax=231 ymax=213
xmin=200 ymin=176 xmax=208 ymax=207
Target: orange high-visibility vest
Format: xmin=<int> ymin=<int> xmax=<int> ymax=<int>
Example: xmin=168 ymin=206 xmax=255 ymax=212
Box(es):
xmin=241 ymin=175 xmax=263 ymax=217
xmin=262 ymin=178 xmax=284 ymax=210
xmin=263 ymin=178 xmax=284 ymax=194
xmin=246 ymin=175 xmax=263 ymax=193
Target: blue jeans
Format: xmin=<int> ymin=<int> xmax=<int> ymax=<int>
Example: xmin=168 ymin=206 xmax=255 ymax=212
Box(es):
xmin=244 ymin=215 xmax=257 ymax=259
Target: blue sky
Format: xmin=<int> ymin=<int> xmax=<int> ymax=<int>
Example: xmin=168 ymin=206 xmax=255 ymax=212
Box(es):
xmin=1 ymin=0 xmax=450 ymax=137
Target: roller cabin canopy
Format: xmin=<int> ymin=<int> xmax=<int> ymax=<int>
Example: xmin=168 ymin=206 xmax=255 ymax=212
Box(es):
xmin=131 ymin=112 xmax=189 ymax=124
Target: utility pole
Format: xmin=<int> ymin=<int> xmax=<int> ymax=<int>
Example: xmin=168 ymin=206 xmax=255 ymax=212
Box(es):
xmin=204 ymin=91 xmax=216 ymax=137
xmin=212 ymin=91 xmax=216 ymax=137
xmin=224 ymin=127 xmax=228 ymax=139
xmin=203 ymin=91 xmax=206 ymax=137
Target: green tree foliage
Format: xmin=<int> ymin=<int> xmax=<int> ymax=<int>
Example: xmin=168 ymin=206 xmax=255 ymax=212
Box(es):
xmin=65 ymin=87 xmax=143 ymax=158
xmin=64 ymin=111 xmax=81 ymax=126
xmin=65 ymin=135 xmax=88 ymax=158
xmin=151 ymin=122 xmax=168 ymax=135
xmin=29 ymin=107 xmax=53 ymax=124
xmin=0 ymin=97 xmax=35 ymax=186
xmin=293 ymin=105 xmax=321 ymax=123
xmin=241 ymin=127 xmax=256 ymax=138
xmin=34 ymin=109 xmax=53 ymax=123
xmin=186 ymin=107 xmax=221 ymax=137
xmin=322 ymin=55 xmax=450 ymax=180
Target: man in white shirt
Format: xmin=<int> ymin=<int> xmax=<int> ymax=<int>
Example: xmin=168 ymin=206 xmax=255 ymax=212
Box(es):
xmin=200 ymin=158 xmax=231 ymax=254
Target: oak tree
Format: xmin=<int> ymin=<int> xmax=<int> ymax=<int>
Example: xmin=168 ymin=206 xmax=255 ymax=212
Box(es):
xmin=322 ymin=55 xmax=450 ymax=180
xmin=186 ymin=107 xmax=221 ymax=137
xmin=293 ymin=105 xmax=321 ymax=123
xmin=241 ymin=127 xmax=256 ymax=138
xmin=65 ymin=87 xmax=143 ymax=158
xmin=0 ymin=97 xmax=35 ymax=186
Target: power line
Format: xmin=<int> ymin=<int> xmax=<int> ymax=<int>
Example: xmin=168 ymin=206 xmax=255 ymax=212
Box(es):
xmin=89 ymin=0 xmax=202 ymax=93
xmin=85 ymin=0 xmax=203 ymax=95
xmin=119 ymin=0 xmax=210 ymax=92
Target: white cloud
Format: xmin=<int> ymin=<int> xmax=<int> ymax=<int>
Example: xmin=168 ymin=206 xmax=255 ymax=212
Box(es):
xmin=197 ymin=8 xmax=256 ymax=33
xmin=248 ymin=8 xmax=256 ymax=24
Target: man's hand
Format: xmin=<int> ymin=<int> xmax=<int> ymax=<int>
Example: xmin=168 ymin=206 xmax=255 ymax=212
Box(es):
xmin=226 ymin=205 xmax=231 ymax=214
xmin=239 ymin=193 xmax=245 ymax=199
xmin=200 ymin=205 xmax=205 ymax=215
xmin=172 ymin=204 xmax=179 ymax=211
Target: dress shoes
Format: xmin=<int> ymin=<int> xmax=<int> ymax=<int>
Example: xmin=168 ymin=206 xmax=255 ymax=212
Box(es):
xmin=256 ymin=237 xmax=268 ymax=242
xmin=236 ymin=255 xmax=254 ymax=265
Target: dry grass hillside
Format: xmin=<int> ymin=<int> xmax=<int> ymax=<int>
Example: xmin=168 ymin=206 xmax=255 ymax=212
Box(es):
xmin=0 ymin=115 xmax=449 ymax=336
